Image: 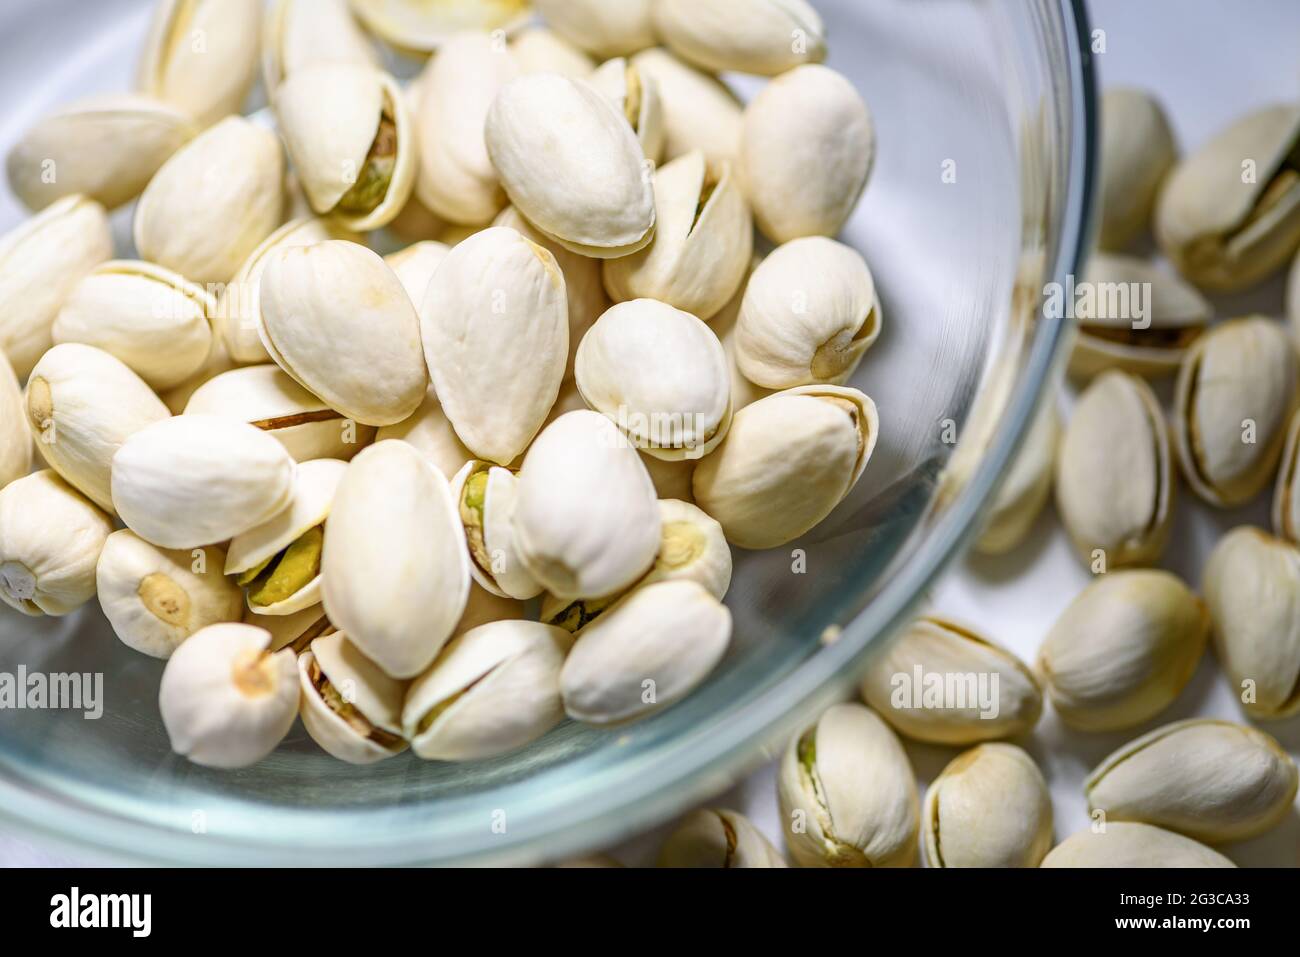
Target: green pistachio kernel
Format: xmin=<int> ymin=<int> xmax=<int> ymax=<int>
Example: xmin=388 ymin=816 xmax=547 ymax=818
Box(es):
xmin=247 ymin=525 xmax=324 ymax=607
xmin=337 ymin=116 xmax=397 ymax=215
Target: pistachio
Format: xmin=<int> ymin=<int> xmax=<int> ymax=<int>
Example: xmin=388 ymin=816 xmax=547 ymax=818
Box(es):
xmin=974 ymin=400 xmax=1059 ymax=555
xmin=1098 ymin=89 xmax=1177 ymax=250
xmin=860 ymin=615 xmax=1043 ymax=745
xmin=26 ymin=343 xmax=171 ymax=513
xmin=922 ymin=744 xmax=1053 ymax=868
xmin=1174 ymin=316 xmax=1298 ymax=507
xmin=299 ymin=630 xmax=408 ymax=764
xmin=321 ymin=440 xmax=470 ymax=678
xmin=159 ymin=622 xmax=299 ymax=768
xmin=1055 ymin=370 xmax=1173 ymax=566
xmin=1086 ymin=718 xmax=1299 ymax=843
xmin=654 ymin=0 xmax=826 ymax=76
xmin=511 ymin=26 xmax=596 ymax=78
xmin=134 ymin=116 xmax=284 ymax=285
xmin=1037 ymin=571 xmax=1208 ymax=731
xmin=96 ymin=530 xmax=243 ymax=658
xmin=604 ymin=152 xmax=752 ymax=320
xmin=1203 ymin=527 xmax=1300 ymax=720
xmin=560 ymin=579 xmax=731 ymax=725
xmin=0 ymin=470 xmax=112 ymax=617
xmin=485 ymin=73 xmax=656 ymax=259
xmin=248 ymin=601 xmax=333 ymax=653
xmin=740 ymin=65 xmax=874 ymax=243
xmin=0 ymin=195 xmax=113 ymax=378
xmin=658 ymin=809 xmax=786 ymax=868
xmin=374 ymin=386 xmax=474 ymax=479
xmin=404 ymin=619 xmax=572 ymax=760
xmin=693 ymin=385 xmax=877 ymax=549
xmin=533 ymin=0 xmax=655 ymax=58
xmin=349 ymin=0 xmax=530 ymax=55
xmin=630 ymin=48 xmax=742 ymax=164
xmin=777 ymin=703 xmax=919 ymax=868
xmin=709 ymin=255 xmax=775 ymax=411
xmin=262 ymin=0 xmax=377 ymax=94
xmin=1275 ymin=409 xmax=1300 ymax=543
xmin=1041 ymin=823 xmax=1235 ymax=869
xmin=449 ymin=460 xmax=541 ymax=600
xmin=383 ymin=240 xmax=450 ymax=309
xmin=0 ymin=354 xmax=29 ymax=490
xmin=111 ymin=414 xmax=297 ymax=550
xmin=1290 ymin=245 xmax=1300 ymax=347
xmin=588 ymin=56 xmax=665 ymax=164
xmin=1155 ymin=103 xmax=1300 ymax=291
xmin=734 ymin=237 xmax=881 ymax=389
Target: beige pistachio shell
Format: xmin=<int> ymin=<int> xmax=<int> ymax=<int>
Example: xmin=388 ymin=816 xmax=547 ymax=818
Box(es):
xmin=1042 ymin=823 xmax=1235 ymax=868
xmin=974 ymin=400 xmax=1059 ymax=555
xmin=1155 ymin=103 xmax=1300 ymax=292
xmin=259 ymin=240 xmax=428 ymax=427
xmin=384 ymin=240 xmax=450 ymax=309
xmin=588 ymin=56 xmax=665 ymax=164
xmin=349 ymin=0 xmax=530 ymax=54
xmin=26 ymin=343 xmax=171 ymax=513
xmin=658 ymin=809 xmax=786 ymax=868
xmin=560 ymin=579 xmax=731 ymax=725
xmin=630 ymin=48 xmax=742 ymax=164
xmin=1174 ymin=316 xmax=1299 ymax=508
xmin=134 ymin=116 xmax=284 ymax=285
xmin=450 ymin=460 xmax=541 ymax=600
xmin=96 ymin=530 xmax=243 ymax=658
xmin=1289 ymin=246 xmax=1300 ymax=349
xmin=321 ymin=440 xmax=470 ymax=678
xmin=159 ymin=622 xmax=299 ymax=768
xmin=533 ymin=0 xmax=653 ymax=58
xmin=922 ymin=744 xmax=1052 ymax=868
xmin=693 ymin=384 xmax=877 ymax=549
xmin=5 ymin=95 xmax=194 ymax=212
xmin=137 ymin=0 xmax=261 ymax=127
xmin=1086 ymin=719 xmax=1298 ymax=843
xmin=299 ymin=630 xmax=408 ymax=764
xmin=0 ymin=470 xmax=111 ymax=617
xmin=0 ymin=195 xmax=113 ymax=378
xmin=403 ymin=619 xmax=571 ymax=760
xmin=860 ymin=616 xmax=1043 ymax=745
xmin=778 ymin=703 xmax=919 ymax=868
xmin=1098 ymin=88 xmax=1177 ymax=250
xmin=1055 ymin=370 xmax=1172 ymax=566
xmin=0 ymin=353 xmax=29 ymax=489
xmin=263 ymin=0 xmax=377 ymax=94
xmin=1275 ymin=408 xmax=1300 ymax=543
xmin=1203 ymin=527 xmax=1300 ymax=720
xmin=740 ymin=65 xmax=874 ymax=243
xmin=511 ymin=26 xmax=595 ymax=77
xmin=654 ymin=0 xmax=825 ymax=76
xmin=1037 ymin=570 xmax=1208 ymax=731
xmin=485 ymin=73 xmax=656 ymax=259
xmin=374 ymin=385 xmax=473 ymax=479
xmin=250 ymin=601 xmax=333 ymax=653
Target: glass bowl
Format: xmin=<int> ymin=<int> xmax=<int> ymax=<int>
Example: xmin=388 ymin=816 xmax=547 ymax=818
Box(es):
xmin=0 ymin=0 xmax=1094 ymax=864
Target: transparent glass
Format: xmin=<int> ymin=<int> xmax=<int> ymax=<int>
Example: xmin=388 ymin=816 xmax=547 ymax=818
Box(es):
xmin=0 ymin=0 xmax=1095 ymax=864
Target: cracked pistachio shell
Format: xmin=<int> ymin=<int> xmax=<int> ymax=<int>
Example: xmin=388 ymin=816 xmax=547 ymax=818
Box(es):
xmin=1038 ymin=571 xmax=1208 ymax=731
xmin=1156 ymin=104 xmax=1300 ymax=292
xmin=974 ymin=400 xmax=1059 ymax=555
xmin=321 ymin=440 xmax=470 ymax=678
xmin=741 ymin=65 xmax=874 ymax=244
xmin=185 ymin=364 xmax=374 ymax=462
xmin=260 ymin=240 xmax=428 ymax=427
xmin=778 ymin=703 xmax=918 ymax=868
xmin=560 ymin=579 xmax=730 ymax=725
xmin=533 ymin=0 xmax=654 ymax=58
xmin=514 ymin=410 xmax=661 ymax=600
xmin=485 ymin=73 xmax=656 ymax=259
xmin=413 ymin=31 xmax=518 ymax=225
xmin=604 ymin=152 xmax=751 ymax=320
xmin=589 ymin=57 xmax=665 ymax=164
xmin=137 ymin=0 xmax=261 ymax=127
xmin=1203 ymin=527 xmax=1300 ymax=720
xmin=384 ymin=241 xmax=450 ymax=309
xmin=922 ymin=744 xmax=1052 ymax=868
xmin=1086 ymin=719 xmax=1298 ymax=843
xmin=735 ymin=237 xmax=881 ymax=389
xmin=1042 ymin=823 xmax=1236 ymax=868
xmin=511 ymin=26 xmax=595 ymax=77
xmin=1098 ymin=89 xmax=1177 ymax=250
xmin=274 ymin=65 xmax=415 ymax=231
xmin=0 ymin=195 xmax=113 ymax=378
xmin=420 ymin=227 xmax=567 ymax=464
xmin=860 ymin=616 xmax=1043 ymax=745
xmin=263 ymin=0 xmax=377 ymax=94
xmin=450 ymin=461 xmax=541 ymax=600
xmin=349 ymin=0 xmax=530 ymax=55
xmin=631 ymin=48 xmax=741 ymax=164
xmin=299 ymin=630 xmax=408 ymax=764
xmin=576 ymin=299 xmax=732 ymax=461
xmin=159 ymin=622 xmax=299 ymax=768
xmin=0 ymin=470 xmax=111 ymax=617
xmin=1174 ymin=317 xmax=1299 ymax=508
xmin=403 ymin=619 xmax=571 ymax=760
xmin=112 ymin=414 xmax=297 ymax=549
xmin=655 ymin=0 xmax=825 ymax=76
xmin=95 ymin=530 xmax=243 ymax=658
xmin=1068 ymin=252 xmax=1212 ymax=380
xmin=26 ymin=343 xmax=171 ymax=513
xmin=693 ymin=384 xmax=876 ymax=549
xmin=1056 ymin=370 xmax=1172 ymax=566
xmin=658 ymin=809 xmax=786 ymax=868
xmin=374 ymin=386 xmax=472 ymax=479
xmin=134 ymin=116 xmax=284 ymax=285
xmin=53 ymin=260 xmax=215 ymax=391
xmin=5 ymin=96 xmax=194 ymax=212
xmin=0 ymin=353 xmax=29 ymax=488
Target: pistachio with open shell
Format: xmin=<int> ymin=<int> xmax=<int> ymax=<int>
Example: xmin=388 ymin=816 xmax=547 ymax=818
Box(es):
xmin=658 ymin=809 xmax=786 ymax=868
xmin=654 ymin=0 xmax=826 ymax=77
xmin=1042 ymin=823 xmax=1235 ymax=869
xmin=250 ymin=601 xmax=333 ymax=653
xmin=631 ymin=48 xmax=742 ymax=164
xmin=348 ymin=0 xmax=530 ymax=55
xmin=449 ymin=460 xmax=541 ymax=601
xmin=1098 ymin=88 xmax=1177 ymax=250
xmin=588 ymin=56 xmax=665 ymax=164
xmin=262 ymin=0 xmax=377 ymax=94
xmin=299 ymin=630 xmax=408 ymax=764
